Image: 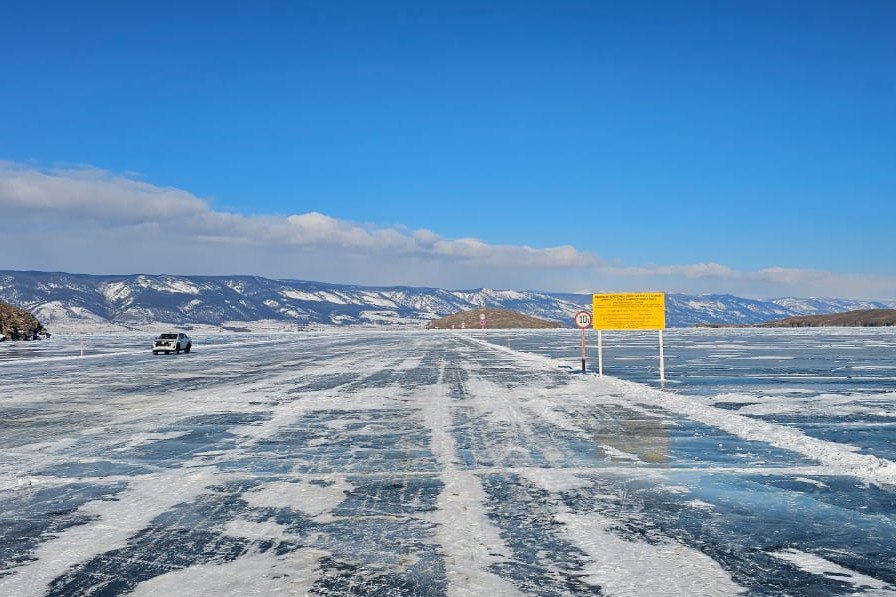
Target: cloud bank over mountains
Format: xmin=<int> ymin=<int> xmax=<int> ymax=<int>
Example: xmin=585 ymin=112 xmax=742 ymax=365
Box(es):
xmin=2 ymin=162 xmax=894 ymax=299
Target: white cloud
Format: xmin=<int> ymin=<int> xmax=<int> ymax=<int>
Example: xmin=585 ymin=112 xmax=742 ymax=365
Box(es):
xmin=0 ymin=161 xmax=207 ymax=225
xmin=0 ymin=163 xmax=598 ymax=284
xmin=594 ymin=264 xmax=896 ymax=299
xmin=2 ymin=162 xmax=895 ymax=299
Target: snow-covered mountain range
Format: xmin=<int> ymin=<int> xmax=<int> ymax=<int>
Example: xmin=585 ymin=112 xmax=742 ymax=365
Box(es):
xmin=1 ymin=270 xmax=893 ymax=332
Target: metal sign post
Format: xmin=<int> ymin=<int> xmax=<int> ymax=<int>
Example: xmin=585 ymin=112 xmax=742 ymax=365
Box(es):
xmin=659 ymin=329 xmax=665 ymax=383
xmin=574 ymin=310 xmax=592 ymax=373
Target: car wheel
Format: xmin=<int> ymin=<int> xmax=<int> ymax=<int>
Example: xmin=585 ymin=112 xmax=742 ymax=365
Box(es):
xmin=185 ymin=343 xmax=191 ymax=353
xmin=175 ymin=344 xmax=181 ymax=354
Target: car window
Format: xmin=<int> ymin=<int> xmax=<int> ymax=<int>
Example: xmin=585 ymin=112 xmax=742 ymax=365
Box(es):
xmin=160 ymin=333 xmax=177 ymax=339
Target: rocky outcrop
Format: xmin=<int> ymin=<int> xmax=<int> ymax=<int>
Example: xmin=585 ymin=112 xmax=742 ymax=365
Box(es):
xmin=0 ymin=300 xmax=46 ymax=340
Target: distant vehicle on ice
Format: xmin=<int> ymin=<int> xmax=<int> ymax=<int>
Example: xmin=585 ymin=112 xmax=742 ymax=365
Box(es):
xmin=152 ymin=332 xmax=192 ymax=355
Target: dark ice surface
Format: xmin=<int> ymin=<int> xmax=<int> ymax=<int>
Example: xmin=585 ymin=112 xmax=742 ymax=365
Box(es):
xmin=484 ymin=328 xmax=896 ymax=461
xmin=2 ymin=329 xmax=895 ymax=595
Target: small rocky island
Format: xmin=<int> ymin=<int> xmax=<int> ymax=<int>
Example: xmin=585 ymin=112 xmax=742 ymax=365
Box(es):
xmin=756 ymin=308 xmax=896 ymax=328
xmin=426 ymin=307 xmax=563 ymax=329
xmin=0 ymin=300 xmax=48 ymax=341
xmin=696 ymin=308 xmax=896 ymax=329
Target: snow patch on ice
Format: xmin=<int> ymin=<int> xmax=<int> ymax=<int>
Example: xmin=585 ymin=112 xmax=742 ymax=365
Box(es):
xmin=0 ymin=472 xmax=43 ymax=492
xmin=732 ymin=391 xmax=896 ymax=419
xmin=223 ymin=517 xmax=292 ymax=542
xmin=557 ymin=508 xmax=745 ymax=595
xmin=243 ymin=479 xmax=352 ymax=522
xmin=130 ymin=547 xmax=326 ymax=596
xmin=771 ymin=549 xmax=895 ymax=592
xmin=599 ymin=445 xmax=641 ymax=462
xmin=516 ymin=468 xmax=594 ymax=492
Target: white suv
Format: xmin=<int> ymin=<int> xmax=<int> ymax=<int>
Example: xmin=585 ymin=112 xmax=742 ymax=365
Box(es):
xmin=152 ymin=332 xmax=192 ymax=355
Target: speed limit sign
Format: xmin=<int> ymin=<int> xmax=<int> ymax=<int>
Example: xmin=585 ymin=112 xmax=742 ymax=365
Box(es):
xmin=574 ymin=310 xmax=592 ymax=329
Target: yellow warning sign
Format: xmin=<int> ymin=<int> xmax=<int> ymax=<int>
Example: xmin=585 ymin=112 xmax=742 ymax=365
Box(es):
xmin=593 ymin=292 xmax=666 ymax=330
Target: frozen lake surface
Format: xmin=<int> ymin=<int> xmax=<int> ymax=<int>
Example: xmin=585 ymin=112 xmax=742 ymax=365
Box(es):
xmin=1 ymin=328 xmax=895 ymax=595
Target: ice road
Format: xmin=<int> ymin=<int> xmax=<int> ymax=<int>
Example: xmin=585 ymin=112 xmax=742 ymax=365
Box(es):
xmin=2 ymin=330 xmax=895 ymax=596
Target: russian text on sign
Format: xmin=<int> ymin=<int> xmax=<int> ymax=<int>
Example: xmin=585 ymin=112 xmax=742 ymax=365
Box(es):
xmin=592 ymin=292 xmax=666 ymax=330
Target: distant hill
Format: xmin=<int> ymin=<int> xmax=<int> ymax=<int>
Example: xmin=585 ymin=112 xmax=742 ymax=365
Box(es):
xmin=757 ymin=308 xmax=896 ymax=328
xmin=1 ymin=270 xmax=894 ymax=331
xmin=0 ymin=300 xmax=45 ymax=340
xmin=426 ymin=308 xmax=563 ymax=330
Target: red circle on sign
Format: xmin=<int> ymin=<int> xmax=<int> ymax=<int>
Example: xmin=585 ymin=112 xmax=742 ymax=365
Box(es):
xmin=574 ymin=310 xmax=592 ymax=329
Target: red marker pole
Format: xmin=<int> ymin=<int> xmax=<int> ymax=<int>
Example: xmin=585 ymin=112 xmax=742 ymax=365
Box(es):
xmin=573 ymin=310 xmax=592 ymax=373
xmin=580 ymin=328 xmax=586 ymax=373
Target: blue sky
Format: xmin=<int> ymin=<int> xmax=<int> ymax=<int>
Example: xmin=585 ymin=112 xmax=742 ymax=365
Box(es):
xmin=3 ymin=1 xmax=895 ymax=298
